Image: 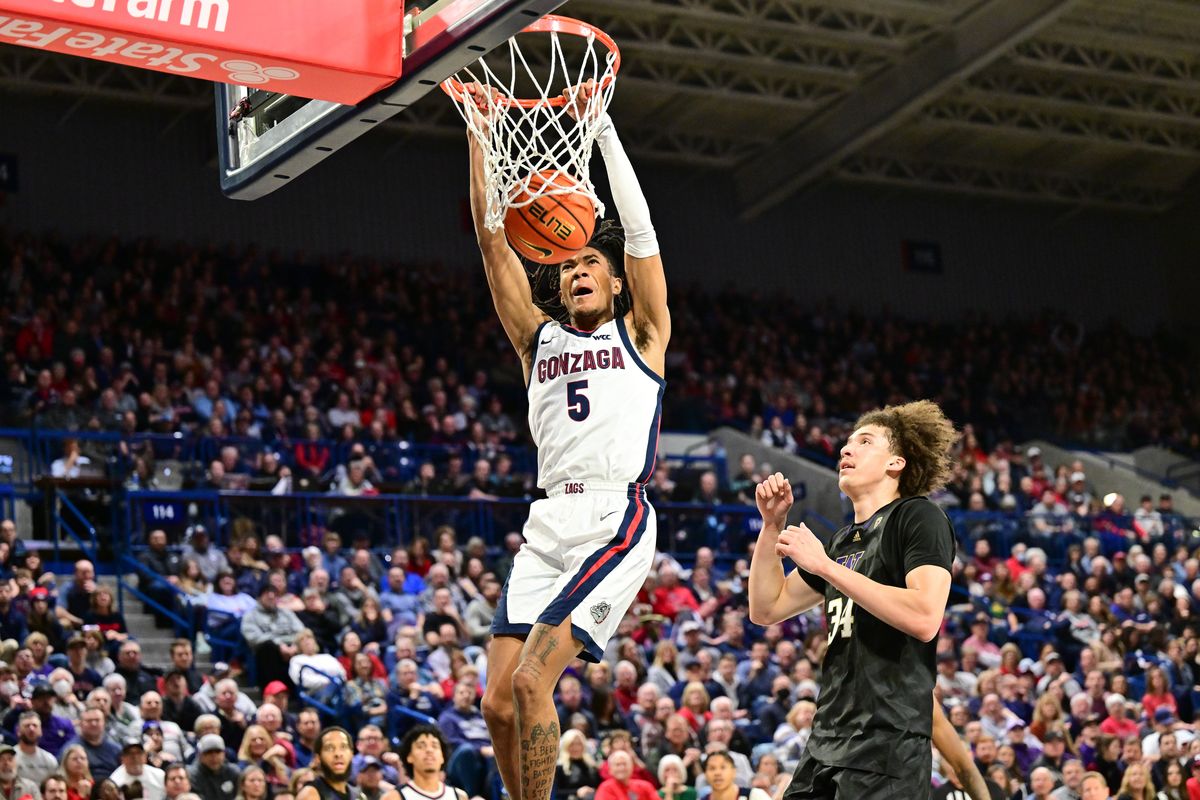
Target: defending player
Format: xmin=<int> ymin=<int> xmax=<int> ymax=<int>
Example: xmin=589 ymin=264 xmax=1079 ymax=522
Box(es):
xmin=771 ymin=699 xmax=998 ymax=800
xmin=296 ymin=727 xmax=357 ymax=800
xmin=466 ymin=81 xmax=670 ymax=800
xmin=749 ymin=400 xmax=958 ymax=799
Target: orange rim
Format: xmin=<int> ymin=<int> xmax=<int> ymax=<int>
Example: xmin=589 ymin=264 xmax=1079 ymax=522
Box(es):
xmin=441 ymin=14 xmax=621 ymax=110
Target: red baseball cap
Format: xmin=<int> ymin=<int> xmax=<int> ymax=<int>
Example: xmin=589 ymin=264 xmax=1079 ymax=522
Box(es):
xmin=263 ymin=681 xmax=289 ymax=696
xmin=29 ymin=587 xmax=49 ymax=599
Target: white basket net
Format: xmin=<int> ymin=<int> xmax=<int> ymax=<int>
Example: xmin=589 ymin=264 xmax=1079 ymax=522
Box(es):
xmin=443 ymin=16 xmax=620 ymax=232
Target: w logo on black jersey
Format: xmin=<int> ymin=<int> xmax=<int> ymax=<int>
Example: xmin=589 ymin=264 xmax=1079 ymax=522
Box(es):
xmin=835 ymin=550 xmax=865 ymax=571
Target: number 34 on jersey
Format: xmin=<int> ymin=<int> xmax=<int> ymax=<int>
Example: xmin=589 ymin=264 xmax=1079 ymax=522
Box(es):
xmin=826 ymin=597 xmax=856 ymax=643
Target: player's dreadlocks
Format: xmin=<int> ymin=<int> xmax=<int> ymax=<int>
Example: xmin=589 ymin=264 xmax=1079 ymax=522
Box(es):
xmin=528 ymin=219 xmax=631 ymax=324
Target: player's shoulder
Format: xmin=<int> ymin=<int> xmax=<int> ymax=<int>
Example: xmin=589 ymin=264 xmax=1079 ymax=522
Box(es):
xmin=892 ymin=495 xmax=950 ymax=525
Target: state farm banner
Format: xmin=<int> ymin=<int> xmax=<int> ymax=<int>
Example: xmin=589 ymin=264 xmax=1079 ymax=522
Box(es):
xmin=0 ymin=0 xmax=404 ymax=104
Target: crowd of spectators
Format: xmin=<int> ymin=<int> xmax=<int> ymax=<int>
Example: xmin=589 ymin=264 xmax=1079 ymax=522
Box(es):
xmin=0 ymin=434 xmax=1197 ymax=800
xmin=3 ymin=231 xmax=1199 ymax=498
xmin=4 ymin=233 xmax=1200 ymax=800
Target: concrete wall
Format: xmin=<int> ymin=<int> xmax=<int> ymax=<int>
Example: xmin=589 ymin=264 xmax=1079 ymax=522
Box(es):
xmin=1027 ymin=439 xmax=1200 ymax=518
xmin=712 ymin=427 xmax=843 ymax=534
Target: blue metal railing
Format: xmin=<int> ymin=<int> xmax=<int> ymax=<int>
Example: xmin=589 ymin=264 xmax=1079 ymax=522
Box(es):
xmin=121 ymin=488 xmax=775 ymax=555
xmin=1 ymin=427 xmax=544 ymax=492
xmin=52 ymin=491 xmax=99 ymax=563
xmin=0 ymin=485 xmax=13 ymax=521
xmin=945 ymin=508 xmax=1198 ymax=568
xmin=2 ymin=428 xmax=730 ymax=494
xmin=114 ymin=554 xmax=196 ymax=640
xmin=115 ymin=489 xmax=1200 ymax=563
xmin=297 ymin=664 xmax=348 ymax=723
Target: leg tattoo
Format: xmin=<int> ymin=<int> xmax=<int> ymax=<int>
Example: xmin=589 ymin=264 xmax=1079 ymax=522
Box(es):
xmin=520 ymin=721 xmax=560 ymax=800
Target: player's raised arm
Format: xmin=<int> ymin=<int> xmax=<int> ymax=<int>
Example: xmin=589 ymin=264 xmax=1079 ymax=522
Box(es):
xmin=569 ymin=82 xmax=670 ymax=370
xmin=748 ymin=473 xmax=823 ymax=626
xmin=466 ymin=103 xmax=548 ymax=370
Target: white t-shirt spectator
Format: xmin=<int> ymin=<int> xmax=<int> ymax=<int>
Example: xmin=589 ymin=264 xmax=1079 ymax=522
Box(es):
xmin=51 ymin=453 xmax=91 ymax=478
xmin=111 ymin=763 xmax=166 ymax=800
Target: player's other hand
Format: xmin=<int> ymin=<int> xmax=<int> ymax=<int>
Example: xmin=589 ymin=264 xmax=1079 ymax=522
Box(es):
xmin=463 ymin=80 xmax=501 ymax=135
xmin=755 ymin=472 xmax=792 ymax=530
xmin=776 ymin=523 xmax=827 ymax=574
xmin=562 ymin=79 xmax=603 ymax=123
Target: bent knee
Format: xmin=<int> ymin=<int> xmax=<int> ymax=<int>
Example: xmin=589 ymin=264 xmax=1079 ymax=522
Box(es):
xmin=511 ymin=660 xmax=554 ymax=704
xmin=482 ymin=688 xmax=514 ymax=725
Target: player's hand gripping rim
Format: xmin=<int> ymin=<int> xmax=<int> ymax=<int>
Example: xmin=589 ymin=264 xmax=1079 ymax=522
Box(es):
xmin=561 ymin=79 xmax=604 ymax=124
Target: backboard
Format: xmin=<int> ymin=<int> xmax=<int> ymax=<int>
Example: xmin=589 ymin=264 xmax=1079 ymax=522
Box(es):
xmin=216 ymin=0 xmax=568 ymax=200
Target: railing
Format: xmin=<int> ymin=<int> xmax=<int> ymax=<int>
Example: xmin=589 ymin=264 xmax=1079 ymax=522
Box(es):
xmin=123 ymin=488 xmax=770 ymax=554
xmin=1166 ymin=460 xmax=1200 ymax=495
xmin=945 ymin=508 xmax=1198 ymax=567
xmin=52 ymin=490 xmax=100 ymax=564
xmin=114 ymin=554 xmax=196 ymax=641
xmin=2 ymin=428 xmax=728 ymax=493
xmin=297 ymin=664 xmax=347 ymax=722
xmin=113 ymin=492 xmax=1199 ymax=564
xmin=0 ymin=485 xmax=13 ymax=521
xmin=0 ymin=427 xmax=543 ymax=492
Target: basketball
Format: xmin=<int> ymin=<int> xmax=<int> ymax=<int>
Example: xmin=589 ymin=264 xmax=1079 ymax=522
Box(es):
xmin=504 ymin=170 xmax=596 ymax=264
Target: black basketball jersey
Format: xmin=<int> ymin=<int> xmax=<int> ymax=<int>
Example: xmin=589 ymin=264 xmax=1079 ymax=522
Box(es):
xmin=311 ymin=776 xmax=361 ymax=800
xmin=798 ymin=496 xmax=955 ymax=778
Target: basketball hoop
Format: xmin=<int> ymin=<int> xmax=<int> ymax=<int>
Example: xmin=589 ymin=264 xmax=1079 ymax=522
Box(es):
xmin=443 ymin=15 xmax=621 ymax=232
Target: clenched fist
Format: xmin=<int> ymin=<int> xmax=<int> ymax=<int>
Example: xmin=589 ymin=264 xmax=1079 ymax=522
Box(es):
xmin=755 ymin=472 xmax=793 ymax=530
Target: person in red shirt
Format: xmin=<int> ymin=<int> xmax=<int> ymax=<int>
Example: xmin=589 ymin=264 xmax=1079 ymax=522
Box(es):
xmin=1185 ymin=756 xmax=1200 ymax=800
xmin=612 ymin=661 xmax=639 ymax=715
xmin=1141 ymin=666 xmax=1178 ymax=721
xmin=595 ymin=750 xmax=657 ymax=800
xmin=1098 ymin=694 xmax=1139 ymax=740
xmin=650 ymin=565 xmax=700 ymax=620
xmin=596 ymin=731 xmax=657 ymax=788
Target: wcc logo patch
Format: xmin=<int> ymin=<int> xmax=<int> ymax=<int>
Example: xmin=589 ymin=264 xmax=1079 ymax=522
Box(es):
xmin=590 ymin=601 xmax=612 ymax=624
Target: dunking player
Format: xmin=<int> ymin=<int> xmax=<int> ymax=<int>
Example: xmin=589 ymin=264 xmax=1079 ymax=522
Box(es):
xmin=749 ymin=401 xmax=958 ymax=799
xmin=467 ymin=83 xmax=670 ymax=800
xmin=296 ymin=728 xmax=358 ymax=800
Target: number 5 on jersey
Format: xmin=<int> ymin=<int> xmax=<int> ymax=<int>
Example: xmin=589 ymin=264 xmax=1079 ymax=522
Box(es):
xmin=566 ymin=380 xmax=590 ymax=421
xmin=826 ymin=597 xmax=856 ymax=643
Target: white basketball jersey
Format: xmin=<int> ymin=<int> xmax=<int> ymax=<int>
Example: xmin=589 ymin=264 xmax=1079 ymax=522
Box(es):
xmin=399 ymin=782 xmax=465 ymax=800
xmin=527 ymin=315 xmax=664 ymax=488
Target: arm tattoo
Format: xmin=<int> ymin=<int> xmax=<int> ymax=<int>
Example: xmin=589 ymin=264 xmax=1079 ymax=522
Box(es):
xmin=520 ymin=721 xmax=560 ymax=800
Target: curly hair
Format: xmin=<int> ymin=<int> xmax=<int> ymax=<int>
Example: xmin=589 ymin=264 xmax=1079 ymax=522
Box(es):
xmin=853 ymin=399 xmax=957 ymax=498
xmin=397 ymin=723 xmax=450 ymax=769
xmin=528 ymin=219 xmax=630 ymax=323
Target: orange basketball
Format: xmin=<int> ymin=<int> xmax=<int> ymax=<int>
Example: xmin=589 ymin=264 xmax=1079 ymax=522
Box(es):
xmin=505 ymin=170 xmax=596 ymax=264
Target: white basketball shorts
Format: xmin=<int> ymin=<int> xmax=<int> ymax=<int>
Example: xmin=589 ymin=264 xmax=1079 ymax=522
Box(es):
xmin=492 ymin=480 xmax=656 ymax=661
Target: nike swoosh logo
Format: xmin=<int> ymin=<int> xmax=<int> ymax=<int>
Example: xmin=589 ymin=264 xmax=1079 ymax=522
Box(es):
xmin=541 ymin=338 xmax=553 ymax=345
xmin=601 ymin=510 xmax=620 ymax=521
xmin=513 ymin=234 xmax=553 ymax=259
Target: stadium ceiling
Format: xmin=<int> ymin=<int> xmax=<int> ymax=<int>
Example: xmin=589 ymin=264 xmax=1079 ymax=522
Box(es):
xmin=4 ymin=0 xmax=1200 ymax=215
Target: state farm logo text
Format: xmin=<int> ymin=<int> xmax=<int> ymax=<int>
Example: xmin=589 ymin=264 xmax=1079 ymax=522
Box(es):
xmin=0 ymin=17 xmax=300 ymax=83
xmin=48 ymin=0 xmax=230 ymax=33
